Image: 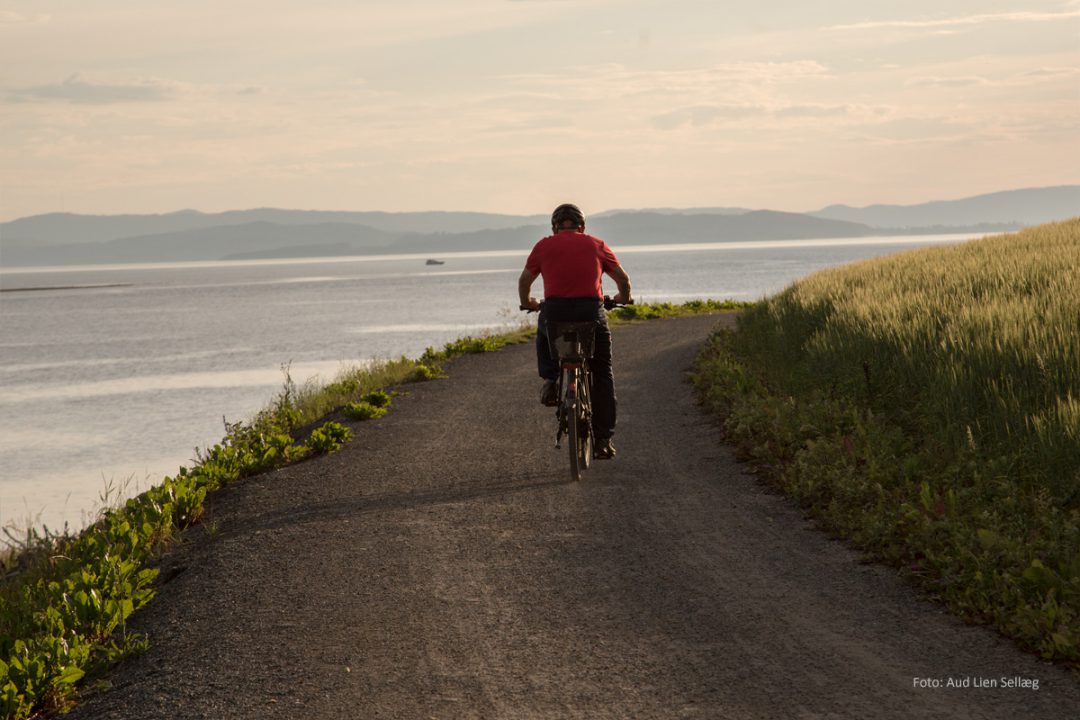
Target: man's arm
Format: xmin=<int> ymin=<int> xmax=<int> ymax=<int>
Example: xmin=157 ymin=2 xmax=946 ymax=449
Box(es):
xmin=518 ymin=268 xmax=541 ymax=310
xmin=606 ymin=264 xmax=633 ymax=304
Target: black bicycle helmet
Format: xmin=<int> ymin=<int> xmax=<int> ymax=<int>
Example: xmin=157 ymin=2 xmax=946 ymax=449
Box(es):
xmin=551 ymin=203 xmax=585 ymax=232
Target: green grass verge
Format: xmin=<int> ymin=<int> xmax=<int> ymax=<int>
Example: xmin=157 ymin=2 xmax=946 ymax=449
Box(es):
xmin=0 ymin=396 xmax=352 ymax=717
xmin=608 ymin=298 xmax=751 ymax=322
xmin=692 ymin=219 xmax=1080 ymax=669
xmin=0 ymin=299 xmax=734 ymax=718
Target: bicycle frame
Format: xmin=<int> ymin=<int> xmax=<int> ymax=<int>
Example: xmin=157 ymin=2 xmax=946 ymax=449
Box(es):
xmin=547 ymin=321 xmax=597 ymax=480
xmin=554 ymin=360 xmax=587 ymax=445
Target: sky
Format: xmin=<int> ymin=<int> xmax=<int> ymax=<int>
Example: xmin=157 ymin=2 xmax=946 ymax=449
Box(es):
xmin=1 ymin=0 xmax=1078 ymax=221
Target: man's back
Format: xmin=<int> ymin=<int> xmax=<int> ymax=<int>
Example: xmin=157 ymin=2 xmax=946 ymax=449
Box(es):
xmin=525 ymin=230 xmax=620 ymax=300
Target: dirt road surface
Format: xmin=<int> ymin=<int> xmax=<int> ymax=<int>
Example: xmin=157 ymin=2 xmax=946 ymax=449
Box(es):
xmin=69 ymin=315 xmax=1080 ymax=719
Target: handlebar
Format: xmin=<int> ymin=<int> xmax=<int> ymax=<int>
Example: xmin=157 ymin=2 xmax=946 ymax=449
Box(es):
xmin=519 ymin=296 xmax=634 ymax=313
xmin=603 ymin=295 xmax=633 ymax=311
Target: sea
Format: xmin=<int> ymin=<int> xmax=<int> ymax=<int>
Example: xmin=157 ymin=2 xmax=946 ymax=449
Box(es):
xmin=0 ymin=234 xmax=980 ymax=532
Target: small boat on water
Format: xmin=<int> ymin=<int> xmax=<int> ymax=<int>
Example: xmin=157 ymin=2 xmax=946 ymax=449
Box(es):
xmin=425 ymin=259 xmax=445 ymax=265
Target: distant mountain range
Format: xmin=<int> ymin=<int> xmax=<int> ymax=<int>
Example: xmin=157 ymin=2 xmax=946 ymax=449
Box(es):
xmin=1 ymin=186 xmax=1075 ymax=267
xmin=808 ymin=186 xmax=1079 ymax=228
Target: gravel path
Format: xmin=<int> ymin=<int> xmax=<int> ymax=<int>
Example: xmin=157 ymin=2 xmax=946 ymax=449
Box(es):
xmin=68 ymin=314 xmax=1080 ymax=719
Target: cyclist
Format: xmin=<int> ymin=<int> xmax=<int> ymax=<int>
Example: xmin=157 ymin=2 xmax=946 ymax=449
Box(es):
xmin=518 ymin=203 xmax=632 ymax=459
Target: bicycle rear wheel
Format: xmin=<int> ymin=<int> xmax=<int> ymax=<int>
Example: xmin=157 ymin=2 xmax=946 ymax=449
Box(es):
xmin=566 ymin=395 xmax=583 ymax=482
xmin=578 ymin=370 xmax=593 ymax=470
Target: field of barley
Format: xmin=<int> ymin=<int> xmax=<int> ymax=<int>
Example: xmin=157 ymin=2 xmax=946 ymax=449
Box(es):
xmin=696 ymin=218 xmax=1080 ymax=665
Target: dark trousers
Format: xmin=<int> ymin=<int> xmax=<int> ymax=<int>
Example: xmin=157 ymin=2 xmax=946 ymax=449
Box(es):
xmin=536 ymin=297 xmax=616 ymax=440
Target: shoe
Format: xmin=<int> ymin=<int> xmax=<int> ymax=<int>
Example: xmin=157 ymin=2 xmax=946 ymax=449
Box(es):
xmin=594 ymin=438 xmax=616 ymax=460
xmin=540 ymin=379 xmax=559 ymax=406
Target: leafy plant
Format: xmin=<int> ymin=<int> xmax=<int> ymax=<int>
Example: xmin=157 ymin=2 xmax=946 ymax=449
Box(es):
xmin=306 ymin=422 xmax=352 ymax=453
xmin=407 ymin=364 xmax=441 ymax=382
xmin=361 ymin=391 xmax=391 ymax=408
xmin=344 ymin=401 xmax=386 ymax=421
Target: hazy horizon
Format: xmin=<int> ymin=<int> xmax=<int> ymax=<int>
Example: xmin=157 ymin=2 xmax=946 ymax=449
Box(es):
xmin=2 ymin=1 xmax=1078 ymax=222
xmin=3 ymin=183 xmax=1076 ymax=224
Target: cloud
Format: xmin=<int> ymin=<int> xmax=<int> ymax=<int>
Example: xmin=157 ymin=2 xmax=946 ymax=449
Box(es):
xmin=903 ymin=67 xmax=1080 ymax=90
xmin=827 ymin=10 xmax=1080 ymax=32
xmin=0 ymin=10 xmax=50 ymax=24
xmin=1022 ymin=66 xmax=1080 ymax=80
xmin=853 ymin=116 xmax=977 ymax=145
xmin=774 ymin=104 xmax=852 ymax=118
xmin=905 ymin=76 xmax=991 ymax=88
xmin=479 ymin=114 xmax=575 ymax=134
xmin=652 ymin=104 xmax=766 ymax=130
xmin=501 ymin=60 xmax=832 ymax=102
xmin=652 ymin=103 xmax=857 ymax=129
xmin=9 ymin=74 xmax=172 ymax=104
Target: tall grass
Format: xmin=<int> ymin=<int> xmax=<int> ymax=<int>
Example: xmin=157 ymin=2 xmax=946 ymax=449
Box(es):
xmin=780 ymin=219 xmax=1079 ymax=489
xmin=695 ymin=218 xmax=1080 ymax=665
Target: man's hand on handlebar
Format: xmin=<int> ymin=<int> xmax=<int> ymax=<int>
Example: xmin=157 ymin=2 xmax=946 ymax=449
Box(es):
xmin=521 ymin=296 xmax=632 ymax=312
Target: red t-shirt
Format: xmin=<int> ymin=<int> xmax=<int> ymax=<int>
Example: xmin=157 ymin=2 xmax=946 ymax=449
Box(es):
xmin=524 ymin=231 xmax=621 ymax=299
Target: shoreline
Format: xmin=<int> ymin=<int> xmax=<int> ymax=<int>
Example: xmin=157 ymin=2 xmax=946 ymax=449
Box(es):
xmin=0 ymin=233 xmax=982 ymax=275
xmin=0 ymin=283 xmax=133 ymax=292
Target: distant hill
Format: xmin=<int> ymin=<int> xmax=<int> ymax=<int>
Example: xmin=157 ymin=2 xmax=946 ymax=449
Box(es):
xmin=593 ymin=206 xmax=752 ymax=217
xmin=0 ymin=212 xmax=875 ymax=267
xmin=2 ymin=222 xmax=405 ymax=265
xmin=0 ymin=209 xmax=549 ymax=247
xmin=2 ymin=186 xmax=1076 ymax=267
xmin=390 ymin=211 xmax=871 ymax=254
xmin=810 ymin=186 xmax=1079 ymax=228
xmin=590 ymin=210 xmax=869 ymax=244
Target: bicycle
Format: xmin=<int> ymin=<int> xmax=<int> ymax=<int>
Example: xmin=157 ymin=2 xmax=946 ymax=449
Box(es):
xmin=522 ymin=296 xmax=629 ymax=481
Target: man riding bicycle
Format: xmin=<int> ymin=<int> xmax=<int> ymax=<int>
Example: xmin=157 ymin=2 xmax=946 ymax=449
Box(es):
xmin=518 ymin=203 xmax=633 ymax=460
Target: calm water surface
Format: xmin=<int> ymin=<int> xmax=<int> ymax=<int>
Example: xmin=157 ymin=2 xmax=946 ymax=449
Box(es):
xmin=0 ymin=234 xmax=978 ymax=530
